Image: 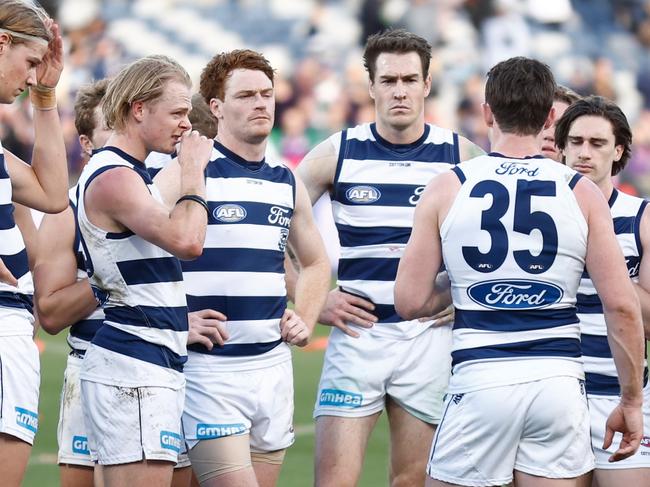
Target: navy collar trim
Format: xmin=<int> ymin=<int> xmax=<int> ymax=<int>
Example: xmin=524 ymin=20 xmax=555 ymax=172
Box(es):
xmin=94 ymin=146 xmax=147 ymax=169
xmin=369 ymin=123 xmax=430 ymax=151
xmin=608 ymin=188 xmax=618 ymax=208
xmin=213 ymin=139 xmax=265 ymax=171
xmin=488 ymin=152 xmax=546 ymax=160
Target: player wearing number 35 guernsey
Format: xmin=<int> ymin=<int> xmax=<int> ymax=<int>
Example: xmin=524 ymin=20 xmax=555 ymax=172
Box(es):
xmin=555 ymin=96 xmax=650 ymax=486
xmin=394 ymin=57 xmax=645 ymax=487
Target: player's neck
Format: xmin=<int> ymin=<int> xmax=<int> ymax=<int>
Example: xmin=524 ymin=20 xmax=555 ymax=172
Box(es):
xmin=216 ymin=132 xmax=266 ymax=163
xmin=103 ymin=132 xmax=148 ymax=163
xmin=489 ymin=129 xmax=543 ymax=159
xmin=375 ymin=118 xmax=425 ymax=145
xmin=598 ymin=179 xmax=615 ymax=202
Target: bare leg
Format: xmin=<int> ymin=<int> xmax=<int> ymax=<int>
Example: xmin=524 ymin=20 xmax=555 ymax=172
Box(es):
xmin=172 ymin=466 xmax=193 ymax=487
xmin=253 ymin=462 xmax=282 ymax=487
xmin=201 ymin=468 xmax=258 ymax=487
xmin=386 ymin=397 xmax=435 ymax=487
xmin=514 ymin=470 xmax=579 ymax=487
xmin=59 ymin=463 xmax=94 ymax=487
xmin=0 ymin=433 xmax=31 ymax=487
xmin=593 ymin=468 xmax=650 ymax=487
xmin=102 ymin=460 xmax=174 ymax=487
xmin=425 ymin=477 xmax=464 ymax=487
xmin=314 ymin=413 xmax=381 ymax=487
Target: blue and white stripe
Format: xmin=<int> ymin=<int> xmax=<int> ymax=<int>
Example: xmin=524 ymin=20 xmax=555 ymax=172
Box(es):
xmin=0 ymin=141 xmax=32 ymax=302
xmin=441 ymin=154 xmax=588 ymax=393
xmin=332 ymin=123 xmax=460 ymax=339
xmin=76 ymin=147 xmax=188 ymax=386
xmin=183 ymin=141 xmax=294 ymax=365
xmin=579 ymin=188 xmax=649 ymax=396
xmin=66 ymin=185 xmax=104 ymax=352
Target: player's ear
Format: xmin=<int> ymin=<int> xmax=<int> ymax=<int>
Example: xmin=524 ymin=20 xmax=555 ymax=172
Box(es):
xmin=543 ymin=105 xmax=556 ymax=130
xmin=131 ymin=100 xmax=145 ymax=122
xmin=423 ymin=73 xmax=432 ymax=97
xmin=482 ymin=102 xmax=493 ymax=127
xmin=210 ymin=97 xmax=224 ymax=120
xmin=79 ymin=134 xmax=94 ymax=157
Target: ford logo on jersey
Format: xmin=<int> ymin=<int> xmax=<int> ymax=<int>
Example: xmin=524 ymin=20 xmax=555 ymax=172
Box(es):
xmin=467 ymin=279 xmax=563 ymax=310
xmin=345 ymin=185 xmax=381 ymax=204
xmin=213 ymin=204 xmax=247 ymax=223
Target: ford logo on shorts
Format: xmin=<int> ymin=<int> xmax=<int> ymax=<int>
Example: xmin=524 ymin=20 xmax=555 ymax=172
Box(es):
xmin=213 ymin=204 xmax=247 ymax=223
xmin=345 ymin=185 xmax=381 ymax=204
xmin=467 ymin=279 xmax=563 ymax=310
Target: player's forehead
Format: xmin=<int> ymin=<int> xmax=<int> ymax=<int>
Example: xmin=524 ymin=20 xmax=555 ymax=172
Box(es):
xmin=225 ymin=68 xmax=273 ymax=95
xmin=374 ymin=51 xmax=423 ymax=78
xmin=156 ymin=79 xmax=192 ymax=110
xmin=568 ymin=115 xmax=615 ymax=140
xmin=11 ymin=39 xmax=47 ymax=62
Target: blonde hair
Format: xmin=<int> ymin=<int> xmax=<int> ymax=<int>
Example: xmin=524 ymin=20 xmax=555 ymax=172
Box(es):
xmin=103 ymin=55 xmax=191 ymax=131
xmin=0 ymin=1 xmax=52 ymax=45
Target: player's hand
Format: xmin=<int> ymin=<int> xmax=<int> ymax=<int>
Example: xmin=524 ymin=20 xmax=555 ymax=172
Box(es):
xmin=318 ymin=289 xmax=377 ymax=338
xmin=0 ymin=258 xmax=17 ymax=287
xmin=177 ymin=130 xmax=213 ymax=171
xmin=187 ymin=309 xmax=228 ymax=350
xmin=604 ymin=402 xmax=644 ymax=462
xmin=280 ymin=309 xmax=310 ymax=347
xmin=419 ymin=303 xmax=454 ymax=327
xmin=35 ymin=21 xmax=63 ymax=88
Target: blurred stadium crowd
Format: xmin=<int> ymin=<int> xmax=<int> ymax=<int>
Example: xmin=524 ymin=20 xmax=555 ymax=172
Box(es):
xmin=4 ymin=0 xmax=650 ymax=195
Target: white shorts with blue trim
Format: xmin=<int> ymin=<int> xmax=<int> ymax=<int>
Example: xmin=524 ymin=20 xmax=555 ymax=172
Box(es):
xmin=183 ymin=355 xmax=294 ymax=453
xmin=0 ymin=334 xmax=40 ymax=445
xmin=589 ymin=386 xmax=650 ymax=469
xmin=80 ymin=379 xmax=185 ymax=465
xmin=57 ymin=353 xmax=93 ymax=467
xmin=428 ymin=376 xmax=594 ymax=486
xmin=314 ymin=324 xmax=452 ymax=423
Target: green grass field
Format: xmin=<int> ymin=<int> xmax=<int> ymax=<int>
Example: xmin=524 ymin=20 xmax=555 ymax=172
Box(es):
xmin=23 ymin=327 xmax=390 ymax=486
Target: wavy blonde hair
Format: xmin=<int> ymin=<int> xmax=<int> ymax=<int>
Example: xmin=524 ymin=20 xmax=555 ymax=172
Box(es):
xmin=0 ymin=1 xmax=52 ymax=45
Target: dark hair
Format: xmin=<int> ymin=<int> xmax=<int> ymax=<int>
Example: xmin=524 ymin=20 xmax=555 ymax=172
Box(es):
xmin=363 ymin=29 xmax=432 ymax=82
xmin=554 ymin=95 xmax=632 ymax=176
xmin=485 ymin=57 xmax=556 ymax=136
xmin=74 ymin=79 xmax=109 ymax=138
xmin=189 ymin=93 xmax=217 ymax=138
xmin=200 ymin=49 xmax=274 ymax=104
xmin=554 ymin=85 xmax=581 ymax=106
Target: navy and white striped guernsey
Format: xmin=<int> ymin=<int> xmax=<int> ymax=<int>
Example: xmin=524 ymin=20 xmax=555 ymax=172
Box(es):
xmin=441 ymin=154 xmax=587 ymax=394
xmin=66 ymin=185 xmax=103 ymax=353
xmin=76 ymin=147 xmax=188 ymax=388
xmin=0 ymin=140 xmax=34 ymax=329
xmin=579 ymin=188 xmax=649 ymax=396
xmin=331 ymin=122 xmax=461 ymax=340
xmin=183 ymin=140 xmax=295 ymax=369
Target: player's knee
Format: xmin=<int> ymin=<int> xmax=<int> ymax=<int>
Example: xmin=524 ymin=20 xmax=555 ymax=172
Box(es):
xmin=188 ymin=435 xmax=252 ymax=483
xmin=390 ymin=466 xmax=426 ymax=487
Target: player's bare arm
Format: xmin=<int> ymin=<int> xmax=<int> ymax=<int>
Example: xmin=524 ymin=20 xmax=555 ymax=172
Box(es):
xmin=633 ymin=205 xmax=650 ymax=339
xmin=575 ymin=177 xmax=645 ymax=461
xmin=394 ymin=171 xmax=459 ymax=320
xmin=295 ymin=137 xmax=379 ymax=337
xmin=153 ymin=157 xmax=182 ymax=210
xmin=8 ymin=22 xmax=68 ymax=213
xmin=282 ymin=175 xmax=330 ymax=346
xmin=458 ymin=135 xmax=485 ymax=161
xmin=33 ymin=208 xmax=97 ymax=334
xmin=85 ymin=131 xmax=212 ymax=260
xmin=13 ymin=204 xmax=37 ymax=270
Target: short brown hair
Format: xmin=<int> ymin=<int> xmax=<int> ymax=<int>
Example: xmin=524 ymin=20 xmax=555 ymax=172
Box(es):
xmin=554 ymin=85 xmax=581 ymax=106
xmin=555 ymin=95 xmax=632 ymax=176
xmin=485 ymin=57 xmax=556 ymax=136
xmin=363 ymin=29 xmax=432 ymax=82
xmin=74 ymin=79 xmax=110 ymax=138
xmin=103 ymin=55 xmax=191 ymax=131
xmin=199 ymin=49 xmax=274 ymax=104
xmin=189 ymin=93 xmax=217 ymax=138
xmin=0 ymin=0 xmax=52 ymax=45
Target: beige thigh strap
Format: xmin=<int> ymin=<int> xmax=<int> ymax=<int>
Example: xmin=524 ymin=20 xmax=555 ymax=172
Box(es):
xmin=188 ymin=434 xmax=251 ymax=483
xmin=250 ymin=449 xmax=286 ymax=466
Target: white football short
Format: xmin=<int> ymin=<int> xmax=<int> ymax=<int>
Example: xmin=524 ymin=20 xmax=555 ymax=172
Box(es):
xmin=57 ymin=353 xmax=93 ymax=467
xmin=589 ymin=385 xmax=650 ymax=469
xmin=183 ymin=356 xmax=294 ymax=453
xmin=0 ymin=334 xmax=40 ymax=445
xmin=428 ymin=376 xmax=594 ymax=486
xmin=314 ymin=324 xmax=452 ymax=423
xmin=80 ymin=379 xmax=185 ymax=465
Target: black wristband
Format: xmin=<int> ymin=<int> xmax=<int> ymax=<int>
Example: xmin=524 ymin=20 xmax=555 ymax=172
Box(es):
xmin=176 ymin=194 xmax=210 ymax=217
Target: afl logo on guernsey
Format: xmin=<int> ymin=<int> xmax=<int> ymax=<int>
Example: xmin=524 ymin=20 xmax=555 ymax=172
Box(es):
xmin=468 ymin=279 xmax=563 ymax=310
xmin=346 ymin=185 xmax=381 ymax=204
xmin=214 ymin=204 xmax=247 ymax=223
